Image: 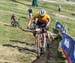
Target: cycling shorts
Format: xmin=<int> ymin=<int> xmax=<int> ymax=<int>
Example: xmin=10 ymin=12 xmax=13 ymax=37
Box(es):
xmin=36 ymin=21 xmax=46 ymax=28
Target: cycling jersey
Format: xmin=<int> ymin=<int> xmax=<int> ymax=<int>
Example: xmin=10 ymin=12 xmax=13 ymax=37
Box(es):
xmin=32 ymin=13 xmax=51 ymax=24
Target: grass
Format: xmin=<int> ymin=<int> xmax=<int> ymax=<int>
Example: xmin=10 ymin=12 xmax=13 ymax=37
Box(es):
xmin=0 ymin=0 xmax=75 ymax=63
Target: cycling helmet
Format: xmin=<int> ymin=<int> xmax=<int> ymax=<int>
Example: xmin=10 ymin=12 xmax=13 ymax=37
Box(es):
xmin=39 ymin=9 xmax=46 ymax=16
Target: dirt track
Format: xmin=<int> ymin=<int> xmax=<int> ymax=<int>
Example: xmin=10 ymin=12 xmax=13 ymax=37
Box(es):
xmin=32 ymin=39 xmax=63 ymax=63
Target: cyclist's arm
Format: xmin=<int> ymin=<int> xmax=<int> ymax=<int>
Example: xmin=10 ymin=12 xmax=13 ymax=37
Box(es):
xmin=47 ymin=19 xmax=50 ymax=27
xmin=46 ymin=18 xmax=51 ymax=27
xmin=28 ymin=14 xmax=38 ymax=27
xmin=46 ymin=15 xmax=51 ymax=27
xmin=28 ymin=18 xmax=33 ymax=27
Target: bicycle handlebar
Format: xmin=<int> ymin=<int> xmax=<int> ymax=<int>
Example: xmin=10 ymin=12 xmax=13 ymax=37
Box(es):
xmin=19 ymin=26 xmax=57 ymax=36
xmin=19 ymin=26 xmax=38 ymax=32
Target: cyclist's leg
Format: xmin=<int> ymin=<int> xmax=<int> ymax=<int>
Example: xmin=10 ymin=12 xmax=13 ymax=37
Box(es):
xmin=33 ymin=34 xmax=40 ymax=51
xmin=39 ymin=23 xmax=47 ymax=48
xmin=46 ymin=31 xmax=52 ymax=48
xmin=36 ymin=22 xmax=46 ymax=48
xmin=40 ymin=34 xmax=43 ymax=48
xmin=36 ymin=34 xmax=41 ymax=56
xmin=47 ymin=31 xmax=51 ymax=40
xmin=43 ymin=33 xmax=46 ymax=48
xmin=33 ymin=24 xmax=39 ymax=48
xmin=47 ymin=31 xmax=54 ymax=42
xmin=33 ymin=30 xmax=41 ymax=49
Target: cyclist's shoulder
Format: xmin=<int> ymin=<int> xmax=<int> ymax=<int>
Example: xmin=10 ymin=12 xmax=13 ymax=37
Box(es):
xmin=45 ymin=14 xmax=51 ymax=18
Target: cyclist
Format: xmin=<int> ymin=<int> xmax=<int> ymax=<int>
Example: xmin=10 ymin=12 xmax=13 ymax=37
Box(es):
xmin=27 ymin=9 xmax=52 ymax=49
xmin=11 ymin=14 xmax=16 ymax=27
xmin=11 ymin=14 xmax=19 ymax=27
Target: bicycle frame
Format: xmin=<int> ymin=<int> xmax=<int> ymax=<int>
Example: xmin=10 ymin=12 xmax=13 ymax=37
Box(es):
xmin=34 ymin=28 xmax=47 ymax=57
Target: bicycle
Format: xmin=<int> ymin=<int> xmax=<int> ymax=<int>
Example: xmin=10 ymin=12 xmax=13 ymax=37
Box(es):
xmin=31 ymin=27 xmax=49 ymax=57
xmin=21 ymin=27 xmax=48 ymax=57
xmin=19 ymin=25 xmax=53 ymax=57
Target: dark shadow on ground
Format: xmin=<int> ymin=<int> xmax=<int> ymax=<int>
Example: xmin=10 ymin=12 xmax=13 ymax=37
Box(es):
xmin=4 ymin=24 xmax=12 ymax=27
xmin=18 ymin=15 xmax=28 ymax=19
xmin=2 ymin=44 xmax=36 ymax=54
xmin=21 ymin=16 xmax=28 ymax=19
xmin=4 ymin=24 xmax=19 ymax=28
xmin=10 ymin=39 xmax=34 ymax=46
xmin=71 ymin=13 xmax=75 ymax=16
